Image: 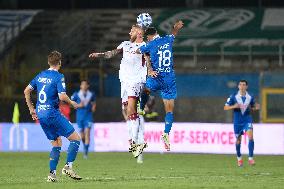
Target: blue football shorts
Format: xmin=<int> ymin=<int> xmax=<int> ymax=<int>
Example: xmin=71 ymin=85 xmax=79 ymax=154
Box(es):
xmin=77 ymin=119 xmax=93 ymax=132
xmin=39 ymin=113 xmax=75 ymax=141
xmin=145 ymin=75 xmax=177 ymax=100
xmin=234 ymin=122 xmax=253 ymax=138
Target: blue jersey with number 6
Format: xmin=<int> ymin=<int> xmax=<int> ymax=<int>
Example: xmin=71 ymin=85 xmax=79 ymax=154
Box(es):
xmin=139 ymin=34 xmax=177 ymax=99
xmin=28 ymin=69 xmax=66 ymax=119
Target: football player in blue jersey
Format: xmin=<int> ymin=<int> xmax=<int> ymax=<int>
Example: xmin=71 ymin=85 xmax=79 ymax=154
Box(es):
xmin=136 ymin=21 xmax=184 ymax=151
xmin=24 ymin=51 xmax=82 ymax=182
xmin=71 ymin=80 xmax=96 ymax=159
xmin=224 ymin=80 xmax=260 ymax=167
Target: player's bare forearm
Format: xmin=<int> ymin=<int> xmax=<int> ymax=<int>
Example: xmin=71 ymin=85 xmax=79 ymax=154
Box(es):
xmin=24 ymin=86 xmax=35 ymax=112
xmin=145 ymin=54 xmax=158 ymax=77
xmin=59 ymin=93 xmax=78 ymax=109
xmin=172 ymin=20 xmax=184 ymax=37
xmin=224 ymin=104 xmax=239 ymax=111
xmin=24 ymin=86 xmax=38 ymax=120
xmin=92 ymin=103 xmax=96 ymax=112
xmin=89 ymin=49 xmax=122 ymax=59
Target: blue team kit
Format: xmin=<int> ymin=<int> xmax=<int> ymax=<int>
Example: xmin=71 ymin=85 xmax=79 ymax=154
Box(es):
xmin=71 ymin=90 xmax=96 ymax=131
xmin=29 ymin=69 xmax=74 ymax=140
xmin=139 ymin=34 xmax=177 ymax=99
xmin=225 ymin=91 xmax=256 ymax=137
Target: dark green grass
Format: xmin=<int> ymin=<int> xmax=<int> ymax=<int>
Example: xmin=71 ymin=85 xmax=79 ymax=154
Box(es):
xmin=0 ymin=152 xmax=283 ymax=189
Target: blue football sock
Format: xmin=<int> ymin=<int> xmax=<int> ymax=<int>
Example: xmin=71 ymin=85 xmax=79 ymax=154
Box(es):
xmin=140 ymin=90 xmax=149 ymax=110
xmin=248 ymin=139 xmax=254 ymax=158
xmin=84 ymin=144 xmax=89 ymax=156
xmin=164 ymin=112 xmax=174 ymax=134
xmin=49 ymin=147 xmax=61 ymax=172
xmin=66 ymin=140 xmax=80 ymax=164
xmin=236 ymin=143 xmax=241 ymax=157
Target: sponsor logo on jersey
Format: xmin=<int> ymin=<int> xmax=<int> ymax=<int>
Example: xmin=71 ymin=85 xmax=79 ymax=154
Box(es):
xmin=38 ymin=77 xmax=52 ymax=84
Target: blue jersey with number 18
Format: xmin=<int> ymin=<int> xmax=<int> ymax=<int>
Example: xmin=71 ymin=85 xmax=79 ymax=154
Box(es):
xmin=28 ymin=69 xmax=66 ymax=119
xmin=139 ymin=34 xmax=175 ymax=76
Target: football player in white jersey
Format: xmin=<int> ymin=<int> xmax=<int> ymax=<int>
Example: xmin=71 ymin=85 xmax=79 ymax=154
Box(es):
xmin=89 ymin=25 xmax=147 ymax=161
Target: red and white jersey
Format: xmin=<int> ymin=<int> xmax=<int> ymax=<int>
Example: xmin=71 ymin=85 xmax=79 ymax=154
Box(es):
xmin=117 ymin=41 xmax=147 ymax=83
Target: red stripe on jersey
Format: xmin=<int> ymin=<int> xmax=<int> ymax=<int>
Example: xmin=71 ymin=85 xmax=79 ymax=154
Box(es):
xmin=128 ymin=113 xmax=139 ymax=120
xmin=128 ymin=96 xmax=138 ymax=99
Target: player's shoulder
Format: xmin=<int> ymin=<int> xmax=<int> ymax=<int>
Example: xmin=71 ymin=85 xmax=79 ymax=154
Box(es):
xmin=247 ymin=91 xmax=255 ymax=98
xmin=230 ymin=92 xmax=238 ymax=98
xmin=161 ymin=34 xmax=174 ymax=40
xmin=71 ymin=91 xmax=78 ymax=98
xmin=122 ymin=41 xmax=131 ymax=45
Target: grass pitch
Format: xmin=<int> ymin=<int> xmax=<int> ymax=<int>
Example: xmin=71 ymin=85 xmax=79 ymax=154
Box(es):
xmin=0 ymin=152 xmax=283 ymax=189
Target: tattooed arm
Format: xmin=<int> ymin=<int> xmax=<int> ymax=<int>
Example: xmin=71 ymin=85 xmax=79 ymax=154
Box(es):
xmin=144 ymin=54 xmax=158 ymax=78
xmin=89 ymin=49 xmax=122 ymax=59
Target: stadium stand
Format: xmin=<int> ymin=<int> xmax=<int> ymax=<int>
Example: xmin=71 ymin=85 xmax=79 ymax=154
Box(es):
xmin=0 ymin=10 xmax=39 ymax=55
xmin=0 ymin=9 xmax=284 ymax=123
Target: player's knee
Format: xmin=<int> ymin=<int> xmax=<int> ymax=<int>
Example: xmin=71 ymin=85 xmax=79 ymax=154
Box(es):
xmin=52 ymin=137 xmax=62 ymax=147
xmin=236 ymin=139 xmax=241 ymax=144
xmin=248 ymin=136 xmax=254 ymax=140
xmin=68 ymin=131 xmax=81 ymax=141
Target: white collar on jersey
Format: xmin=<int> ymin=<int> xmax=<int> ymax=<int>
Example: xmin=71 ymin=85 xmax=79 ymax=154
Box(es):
xmin=153 ymin=34 xmax=160 ymax=40
xmin=48 ymin=68 xmax=58 ymax=71
xmin=235 ymin=91 xmax=251 ymax=115
xmin=78 ymin=90 xmax=92 ymax=107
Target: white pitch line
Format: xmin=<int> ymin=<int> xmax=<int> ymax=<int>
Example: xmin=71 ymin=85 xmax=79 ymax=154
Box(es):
xmin=84 ymin=176 xmax=186 ymax=181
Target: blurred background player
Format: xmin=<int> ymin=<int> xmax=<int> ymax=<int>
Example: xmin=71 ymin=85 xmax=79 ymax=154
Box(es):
xmin=224 ymin=79 xmax=260 ymax=167
xmin=144 ymin=96 xmax=159 ymax=121
xmin=137 ymin=21 xmax=184 ymax=151
xmin=89 ymin=25 xmax=147 ymax=158
xmin=23 ymin=51 xmax=82 ymax=182
xmin=71 ymin=80 xmax=96 ymax=159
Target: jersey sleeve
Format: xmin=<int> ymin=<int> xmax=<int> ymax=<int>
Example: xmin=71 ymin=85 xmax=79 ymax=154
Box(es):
xmin=250 ymin=95 xmax=256 ymax=107
xmin=57 ymin=74 xmax=66 ymax=94
xmin=28 ymin=75 xmax=38 ymax=91
xmin=166 ymin=34 xmax=175 ymax=43
xmin=71 ymin=92 xmax=77 ymax=101
xmin=117 ymin=41 xmax=125 ymax=49
xmin=225 ymin=95 xmax=235 ymax=106
xmin=139 ymin=43 xmax=151 ymax=54
xmin=91 ymin=92 xmax=96 ymax=103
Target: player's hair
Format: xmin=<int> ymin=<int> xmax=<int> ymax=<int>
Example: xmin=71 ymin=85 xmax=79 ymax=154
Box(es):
xmin=145 ymin=27 xmax=157 ymax=36
xmin=132 ymin=24 xmax=144 ymax=35
xmin=48 ymin=51 xmax=62 ymax=66
xmin=81 ymin=79 xmax=89 ymax=85
xmin=239 ymin=79 xmax=248 ymax=85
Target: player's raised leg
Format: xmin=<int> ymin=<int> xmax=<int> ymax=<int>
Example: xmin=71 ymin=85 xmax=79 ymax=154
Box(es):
xmin=247 ymin=128 xmax=255 ymax=165
xmin=161 ymin=99 xmax=174 ymax=151
xmin=139 ymin=89 xmax=150 ymax=114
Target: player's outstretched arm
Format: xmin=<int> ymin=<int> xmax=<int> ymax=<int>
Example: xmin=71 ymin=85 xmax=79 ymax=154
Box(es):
xmin=172 ymin=20 xmax=184 ymax=37
xmin=24 ymin=86 xmax=38 ymax=120
xmin=59 ymin=93 xmax=79 ymax=109
xmin=224 ymin=103 xmax=240 ymax=111
xmin=89 ymin=49 xmax=122 ymax=59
